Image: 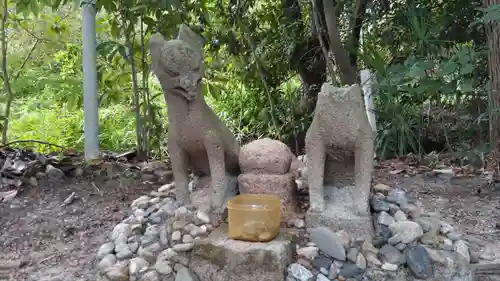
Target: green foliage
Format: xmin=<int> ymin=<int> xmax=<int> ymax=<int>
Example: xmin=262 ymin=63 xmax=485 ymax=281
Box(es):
xmin=0 ymin=0 xmax=496 ymax=161
xmin=9 ymin=98 xmax=138 ymax=152
xmin=361 ymin=2 xmax=487 ymax=160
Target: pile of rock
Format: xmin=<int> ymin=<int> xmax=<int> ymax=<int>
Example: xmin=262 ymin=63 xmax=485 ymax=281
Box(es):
xmin=95 ymin=150 xmax=478 ymax=281
xmin=287 ymin=184 xmax=473 ymax=281
xmin=95 ymin=183 xmax=212 ymax=281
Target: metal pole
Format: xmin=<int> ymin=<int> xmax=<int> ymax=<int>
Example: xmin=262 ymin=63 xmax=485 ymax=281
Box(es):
xmin=82 ymin=0 xmax=99 ymax=159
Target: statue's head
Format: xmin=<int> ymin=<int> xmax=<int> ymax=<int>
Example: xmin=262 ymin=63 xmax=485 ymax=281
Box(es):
xmin=150 ymin=25 xmax=204 ymax=102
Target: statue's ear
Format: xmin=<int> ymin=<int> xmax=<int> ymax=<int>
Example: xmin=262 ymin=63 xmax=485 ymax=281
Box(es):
xmin=177 ymin=24 xmax=204 ymax=52
xmin=149 ymin=33 xmax=166 ymax=56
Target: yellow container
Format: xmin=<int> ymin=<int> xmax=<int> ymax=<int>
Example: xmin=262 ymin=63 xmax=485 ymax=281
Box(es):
xmin=227 ymin=194 xmax=281 ymax=242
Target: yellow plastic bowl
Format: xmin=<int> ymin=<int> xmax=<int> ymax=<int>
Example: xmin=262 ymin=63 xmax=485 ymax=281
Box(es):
xmin=227 ymin=194 xmax=281 ymax=242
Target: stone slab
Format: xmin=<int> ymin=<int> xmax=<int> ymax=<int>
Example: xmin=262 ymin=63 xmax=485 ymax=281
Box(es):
xmin=189 ymin=224 xmax=294 ymax=281
xmin=305 ymin=185 xmax=374 ymax=241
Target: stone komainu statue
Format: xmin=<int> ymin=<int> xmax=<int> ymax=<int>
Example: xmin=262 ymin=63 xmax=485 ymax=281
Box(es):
xmin=149 ymin=25 xmax=240 ymax=214
xmin=304 ymin=83 xmax=374 ymax=239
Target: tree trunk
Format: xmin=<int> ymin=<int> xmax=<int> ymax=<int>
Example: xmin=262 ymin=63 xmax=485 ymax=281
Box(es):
xmin=321 ymin=0 xmax=358 ymax=85
xmin=484 ymin=0 xmax=500 ymax=175
xmin=484 ymin=1 xmax=500 ymax=144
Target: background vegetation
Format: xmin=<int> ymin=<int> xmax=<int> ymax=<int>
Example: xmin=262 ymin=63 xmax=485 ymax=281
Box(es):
xmin=2 ymin=0 xmax=500 ymax=165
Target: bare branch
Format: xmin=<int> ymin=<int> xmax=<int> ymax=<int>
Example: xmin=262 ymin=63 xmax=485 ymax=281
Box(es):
xmin=13 ymin=38 xmax=39 ymax=80
xmin=1 ymin=139 xmax=66 ymax=149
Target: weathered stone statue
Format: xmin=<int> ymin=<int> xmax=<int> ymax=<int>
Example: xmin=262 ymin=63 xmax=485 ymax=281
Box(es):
xmin=305 ymin=83 xmax=374 ymax=239
xmin=149 ymin=25 xmax=240 ymax=215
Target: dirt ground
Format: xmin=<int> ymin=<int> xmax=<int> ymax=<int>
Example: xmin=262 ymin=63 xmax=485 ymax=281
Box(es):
xmin=375 ymin=168 xmax=500 ymax=259
xmin=0 ymin=176 xmax=161 ymax=281
xmin=0 ymin=166 xmax=499 ymax=281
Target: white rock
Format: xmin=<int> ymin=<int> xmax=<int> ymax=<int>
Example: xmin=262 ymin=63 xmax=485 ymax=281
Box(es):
xmin=155 ymin=261 xmax=173 ymax=275
xmin=140 ymin=271 xmax=160 ymax=281
xmin=335 ymin=230 xmax=352 ymax=249
xmin=97 ymin=254 xmax=117 ymax=271
xmin=440 ymin=221 xmax=454 ymax=235
xmin=184 ymin=223 xmax=196 ymax=232
xmin=442 ymin=238 xmax=453 ymax=251
xmin=389 ymin=221 xmax=423 ymax=243
xmin=158 ymin=183 xmax=175 ymax=193
xmin=328 ymin=262 xmax=339 ymax=279
xmin=111 ymin=224 xmax=131 ymax=241
xmin=171 ymin=230 xmax=181 ymax=242
xmin=129 ymin=257 xmax=149 ymax=276
xmin=190 ymin=226 xmax=207 ymax=237
xmin=381 ymin=263 xmax=398 ymax=271
xmin=131 ymin=195 xmax=151 ymax=209
xmin=454 ymin=240 xmax=470 ymax=262
xmin=114 ymin=233 xmax=128 ymax=246
xmin=362 ymin=240 xmax=379 ymax=254
xmin=175 ymin=267 xmax=199 ymax=281
xmin=378 ymin=211 xmax=396 ymax=226
xmin=373 ymin=183 xmax=391 ymax=193
xmin=393 ymin=210 xmax=407 ymax=221
xmin=175 ymin=207 xmax=188 ymax=219
xmin=295 ymin=179 xmax=306 ymax=190
xmin=158 ymin=248 xmax=178 ymax=261
xmin=105 ymin=263 xmax=128 ymax=281
xmin=347 ymin=248 xmax=358 ymax=262
xmin=149 ymin=197 xmax=160 ymax=205
xmin=294 ymin=218 xmax=306 ymax=228
xmin=297 ymin=246 xmax=319 ymax=260
xmin=134 ymin=209 xmax=148 ymax=218
xmin=173 ymin=220 xmax=188 ymax=230
xmin=115 ymin=244 xmax=133 ymax=260
xmin=97 ymin=242 xmax=115 ymax=260
xmin=173 ymin=243 xmax=194 ymax=252
xmin=356 ymin=253 xmax=367 ymax=269
xmin=316 ymin=273 xmax=330 ymax=281
xmin=182 ymin=234 xmax=194 ymax=243
xmin=365 ymin=252 xmax=382 ymax=267
xmin=196 ymin=211 xmax=211 ymax=224
xmin=288 ymin=263 xmax=314 ymax=281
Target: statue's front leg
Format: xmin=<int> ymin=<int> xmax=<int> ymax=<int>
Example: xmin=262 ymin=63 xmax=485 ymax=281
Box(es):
xmin=204 ymin=133 xmax=227 ymax=210
xmin=306 ymin=138 xmax=326 ymax=213
xmin=354 ymin=130 xmax=374 ymax=215
xmin=169 ymin=140 xmax=190 ymax=206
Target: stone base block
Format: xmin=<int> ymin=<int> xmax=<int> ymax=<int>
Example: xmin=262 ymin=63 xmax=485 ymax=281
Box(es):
xmin=189 ymin=224 xmax=294 ymax=281
xmin=306 ymin=185 xmax=373 ymax=241
xmin=238 ymin=173 xmax=297 ymax=222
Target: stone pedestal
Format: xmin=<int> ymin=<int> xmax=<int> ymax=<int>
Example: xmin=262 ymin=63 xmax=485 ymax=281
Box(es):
xmin=305 ymin=185 xmax=374 ymax=241
xmin=190 ymin=224 xmax=294 ymax=281
xmin=237 ymin=138 xmax=299 ymax=223
xmin=238 ymin=173 xmax=297 ymax=222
